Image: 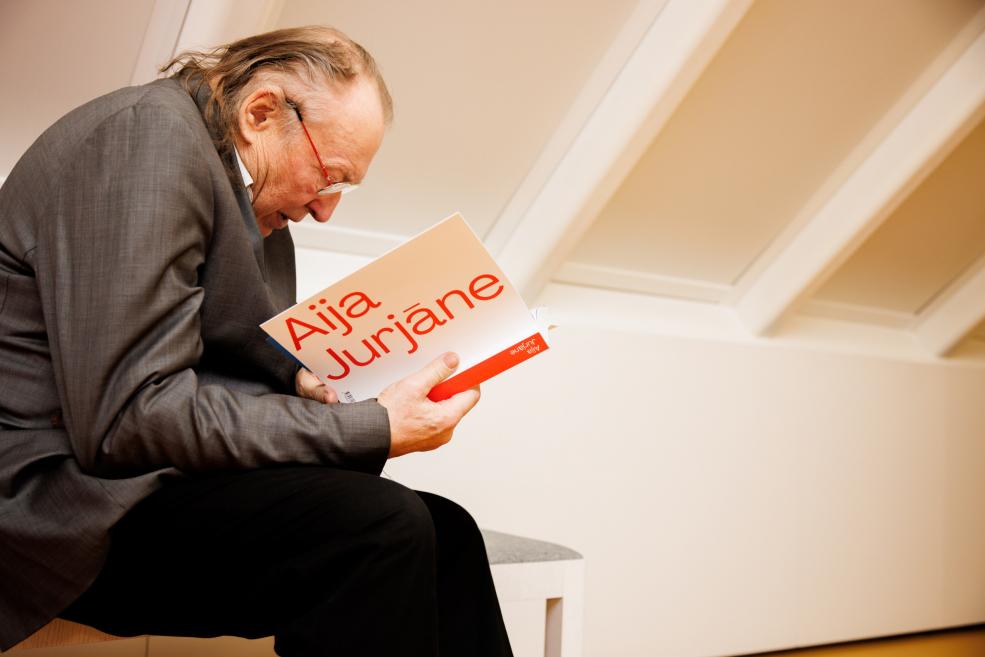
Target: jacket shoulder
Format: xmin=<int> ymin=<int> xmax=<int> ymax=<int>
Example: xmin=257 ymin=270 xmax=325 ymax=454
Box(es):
xmin=0 ymin=79 xmax=220 ymax=258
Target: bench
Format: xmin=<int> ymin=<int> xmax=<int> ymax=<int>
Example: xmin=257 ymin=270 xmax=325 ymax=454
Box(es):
xmin=13 ymin=530 xmax=583 ymax=656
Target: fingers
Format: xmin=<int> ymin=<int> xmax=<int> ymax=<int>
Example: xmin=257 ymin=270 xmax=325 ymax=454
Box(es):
xmin=439 ymin=385 xmax=480 ymax=419
xmin=407 ymin=352 xmax=460 ymax=391
xmin=379 ymin=365 xmax=481 ymax=457
xmin=296 ymin=368 xmax=338 ymax=404
xmin=297 ymin=368 xmax=319 ymax=395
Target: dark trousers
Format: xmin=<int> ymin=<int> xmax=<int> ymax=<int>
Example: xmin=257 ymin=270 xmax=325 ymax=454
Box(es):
xmin=60 ymin=466 xmax=514 ymax=657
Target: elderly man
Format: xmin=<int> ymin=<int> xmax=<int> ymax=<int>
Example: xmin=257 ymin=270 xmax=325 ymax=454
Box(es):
xmin=0 ymin=26 xmax=512 ymax=656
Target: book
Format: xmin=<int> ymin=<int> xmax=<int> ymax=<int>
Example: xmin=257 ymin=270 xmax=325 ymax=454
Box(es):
xmin=261 ymin=213 xmax=549 ymax=403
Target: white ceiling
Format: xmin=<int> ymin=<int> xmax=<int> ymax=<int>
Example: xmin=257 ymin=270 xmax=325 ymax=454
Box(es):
xmin=276 ymin=0 xmax=641 ymax=239
xmin=814 ymin=113 xmax=985 ymax=315
xmin=2 ymin=0 xmax=985 ymax=359
xmin=566 ymin=0 xmax=982 ymax=288
xmin=0 ymin=0 xmax=157 ymax=176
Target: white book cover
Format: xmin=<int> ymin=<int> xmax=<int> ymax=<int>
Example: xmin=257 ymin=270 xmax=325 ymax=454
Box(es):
xmin=262 ymin=213 xmax=549 ymax=402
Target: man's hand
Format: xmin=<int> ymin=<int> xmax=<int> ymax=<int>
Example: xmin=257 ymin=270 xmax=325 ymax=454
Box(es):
xmin=295 ymin=367 xmax=338 ymax=404
xmin=377 ymin=352 xmax=481 ymax=458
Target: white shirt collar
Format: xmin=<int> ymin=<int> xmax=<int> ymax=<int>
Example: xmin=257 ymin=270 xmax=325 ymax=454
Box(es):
xmin=233 ymin=147 xmax=254 ymax=200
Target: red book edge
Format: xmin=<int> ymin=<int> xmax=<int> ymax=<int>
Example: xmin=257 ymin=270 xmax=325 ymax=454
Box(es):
xmin=427 ymin=332 xmax=549 ymax=402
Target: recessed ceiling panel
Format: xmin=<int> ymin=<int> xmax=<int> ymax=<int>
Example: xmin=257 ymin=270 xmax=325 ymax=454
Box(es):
xmin=566 ymin=0 xmax=983 ymax=287
xmin=0 ymin=0 xmax=157 ymax=175
xmin=813 ymin=114 xmax=985 ymax=314
xmin=275 ymin=0 xmax=639 ymax=239
xmin=973 ymin=316 xmax=985 ymax=341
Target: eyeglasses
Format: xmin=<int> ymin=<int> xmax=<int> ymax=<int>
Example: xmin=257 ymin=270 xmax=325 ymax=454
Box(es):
xmin=290 ymin=103 xmax=359 ymax=197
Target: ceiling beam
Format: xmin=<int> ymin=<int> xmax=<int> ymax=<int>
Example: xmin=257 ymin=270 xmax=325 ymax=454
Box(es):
xmin=495 ymin=0 xmax=753 ymax=302
xmin=483 ymin=0 xmax=670 ymax=255
xmin=130 ymin=0 xmax=283 ymax=86
xmin=173 ymin=0 xmax=283 ymax=54
xmin=130 ymin=0 xmax=192 ymax=85
xmin=914 ymin=253 xmax=985 ymax=357
xmin=733 ymin=25 xmax=985 ymax=336
xmin=553 ymin=262 xmax=731 ymax=303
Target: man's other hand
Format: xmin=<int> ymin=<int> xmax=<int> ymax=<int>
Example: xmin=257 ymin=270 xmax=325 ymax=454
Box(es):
xmin=295 ymin=367 xmax=338 ymax=404
xmin=377 ymin=352 xmax=481 ymax=458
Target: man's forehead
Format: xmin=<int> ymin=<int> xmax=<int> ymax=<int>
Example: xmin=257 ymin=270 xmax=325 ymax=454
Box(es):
xmin=314 ymin=81 xmax=385 ymax=181
xmin=307 ymin=72 xmax=379 ymax=113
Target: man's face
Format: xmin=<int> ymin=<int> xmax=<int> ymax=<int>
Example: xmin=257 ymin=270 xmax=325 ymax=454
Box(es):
xmin=241 ymin=76 xmax=386 ymax=237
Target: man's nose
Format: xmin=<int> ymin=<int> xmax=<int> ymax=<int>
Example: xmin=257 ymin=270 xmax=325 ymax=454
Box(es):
xmin=307 ymin=194 xmax=341 ymax=223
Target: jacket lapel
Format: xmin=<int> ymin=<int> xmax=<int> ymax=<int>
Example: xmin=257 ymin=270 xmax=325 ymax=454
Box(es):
xmin=188 ymin=79 xmax=268 ymax=278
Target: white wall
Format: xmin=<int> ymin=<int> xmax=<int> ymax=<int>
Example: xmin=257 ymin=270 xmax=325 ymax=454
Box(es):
xmin=296 ymin=247 xmax=985 ymax=657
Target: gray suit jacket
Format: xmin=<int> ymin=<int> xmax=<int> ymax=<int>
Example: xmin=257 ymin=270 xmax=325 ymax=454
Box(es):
xmin=0 ymin=77 xmax=391 ymax=649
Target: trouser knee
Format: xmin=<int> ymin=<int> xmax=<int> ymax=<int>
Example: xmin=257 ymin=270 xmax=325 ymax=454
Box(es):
xmin=417 ymin=492 xmax=487 ymax=559
xmin=374 ymin=481 xmax=437 ymax=561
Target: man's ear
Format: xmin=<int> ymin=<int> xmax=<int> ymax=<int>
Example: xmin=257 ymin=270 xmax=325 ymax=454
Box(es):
xmin=238 ymin=87 xmax=286 ymax=145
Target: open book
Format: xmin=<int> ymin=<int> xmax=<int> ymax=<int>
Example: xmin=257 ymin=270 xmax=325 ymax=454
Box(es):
xmin=261 ymin=213 xmax=550 ymax=402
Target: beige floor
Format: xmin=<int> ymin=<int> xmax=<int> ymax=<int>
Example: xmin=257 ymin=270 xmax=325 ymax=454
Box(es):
xmin=743 ymin=624 xmax=985 ymax=657
xmin=8 ymin=635 xmax=275 ymax=657
xmin=11 ymin=624 xmax=984 ymax=656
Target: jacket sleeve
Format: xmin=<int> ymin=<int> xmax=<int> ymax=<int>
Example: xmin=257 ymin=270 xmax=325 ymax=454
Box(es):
xmin=34 ymin=102 xmax=390 ymax=477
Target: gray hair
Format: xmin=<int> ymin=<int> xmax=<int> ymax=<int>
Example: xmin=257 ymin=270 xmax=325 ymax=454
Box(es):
xmin=162 ymin=25 xmax=393 ymax=154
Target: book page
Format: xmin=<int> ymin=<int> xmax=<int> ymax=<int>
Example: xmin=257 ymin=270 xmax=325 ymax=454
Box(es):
xmin=262 ymin=213 xmax=546 ymax=402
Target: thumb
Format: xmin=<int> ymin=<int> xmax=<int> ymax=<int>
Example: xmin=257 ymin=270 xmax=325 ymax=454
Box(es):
xmin=410 ymin=352 xmax=459 ymax=391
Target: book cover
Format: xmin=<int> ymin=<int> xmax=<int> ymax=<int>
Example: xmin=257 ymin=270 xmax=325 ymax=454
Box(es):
xmin=261 ymin=213 xmax=549 ymax=402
